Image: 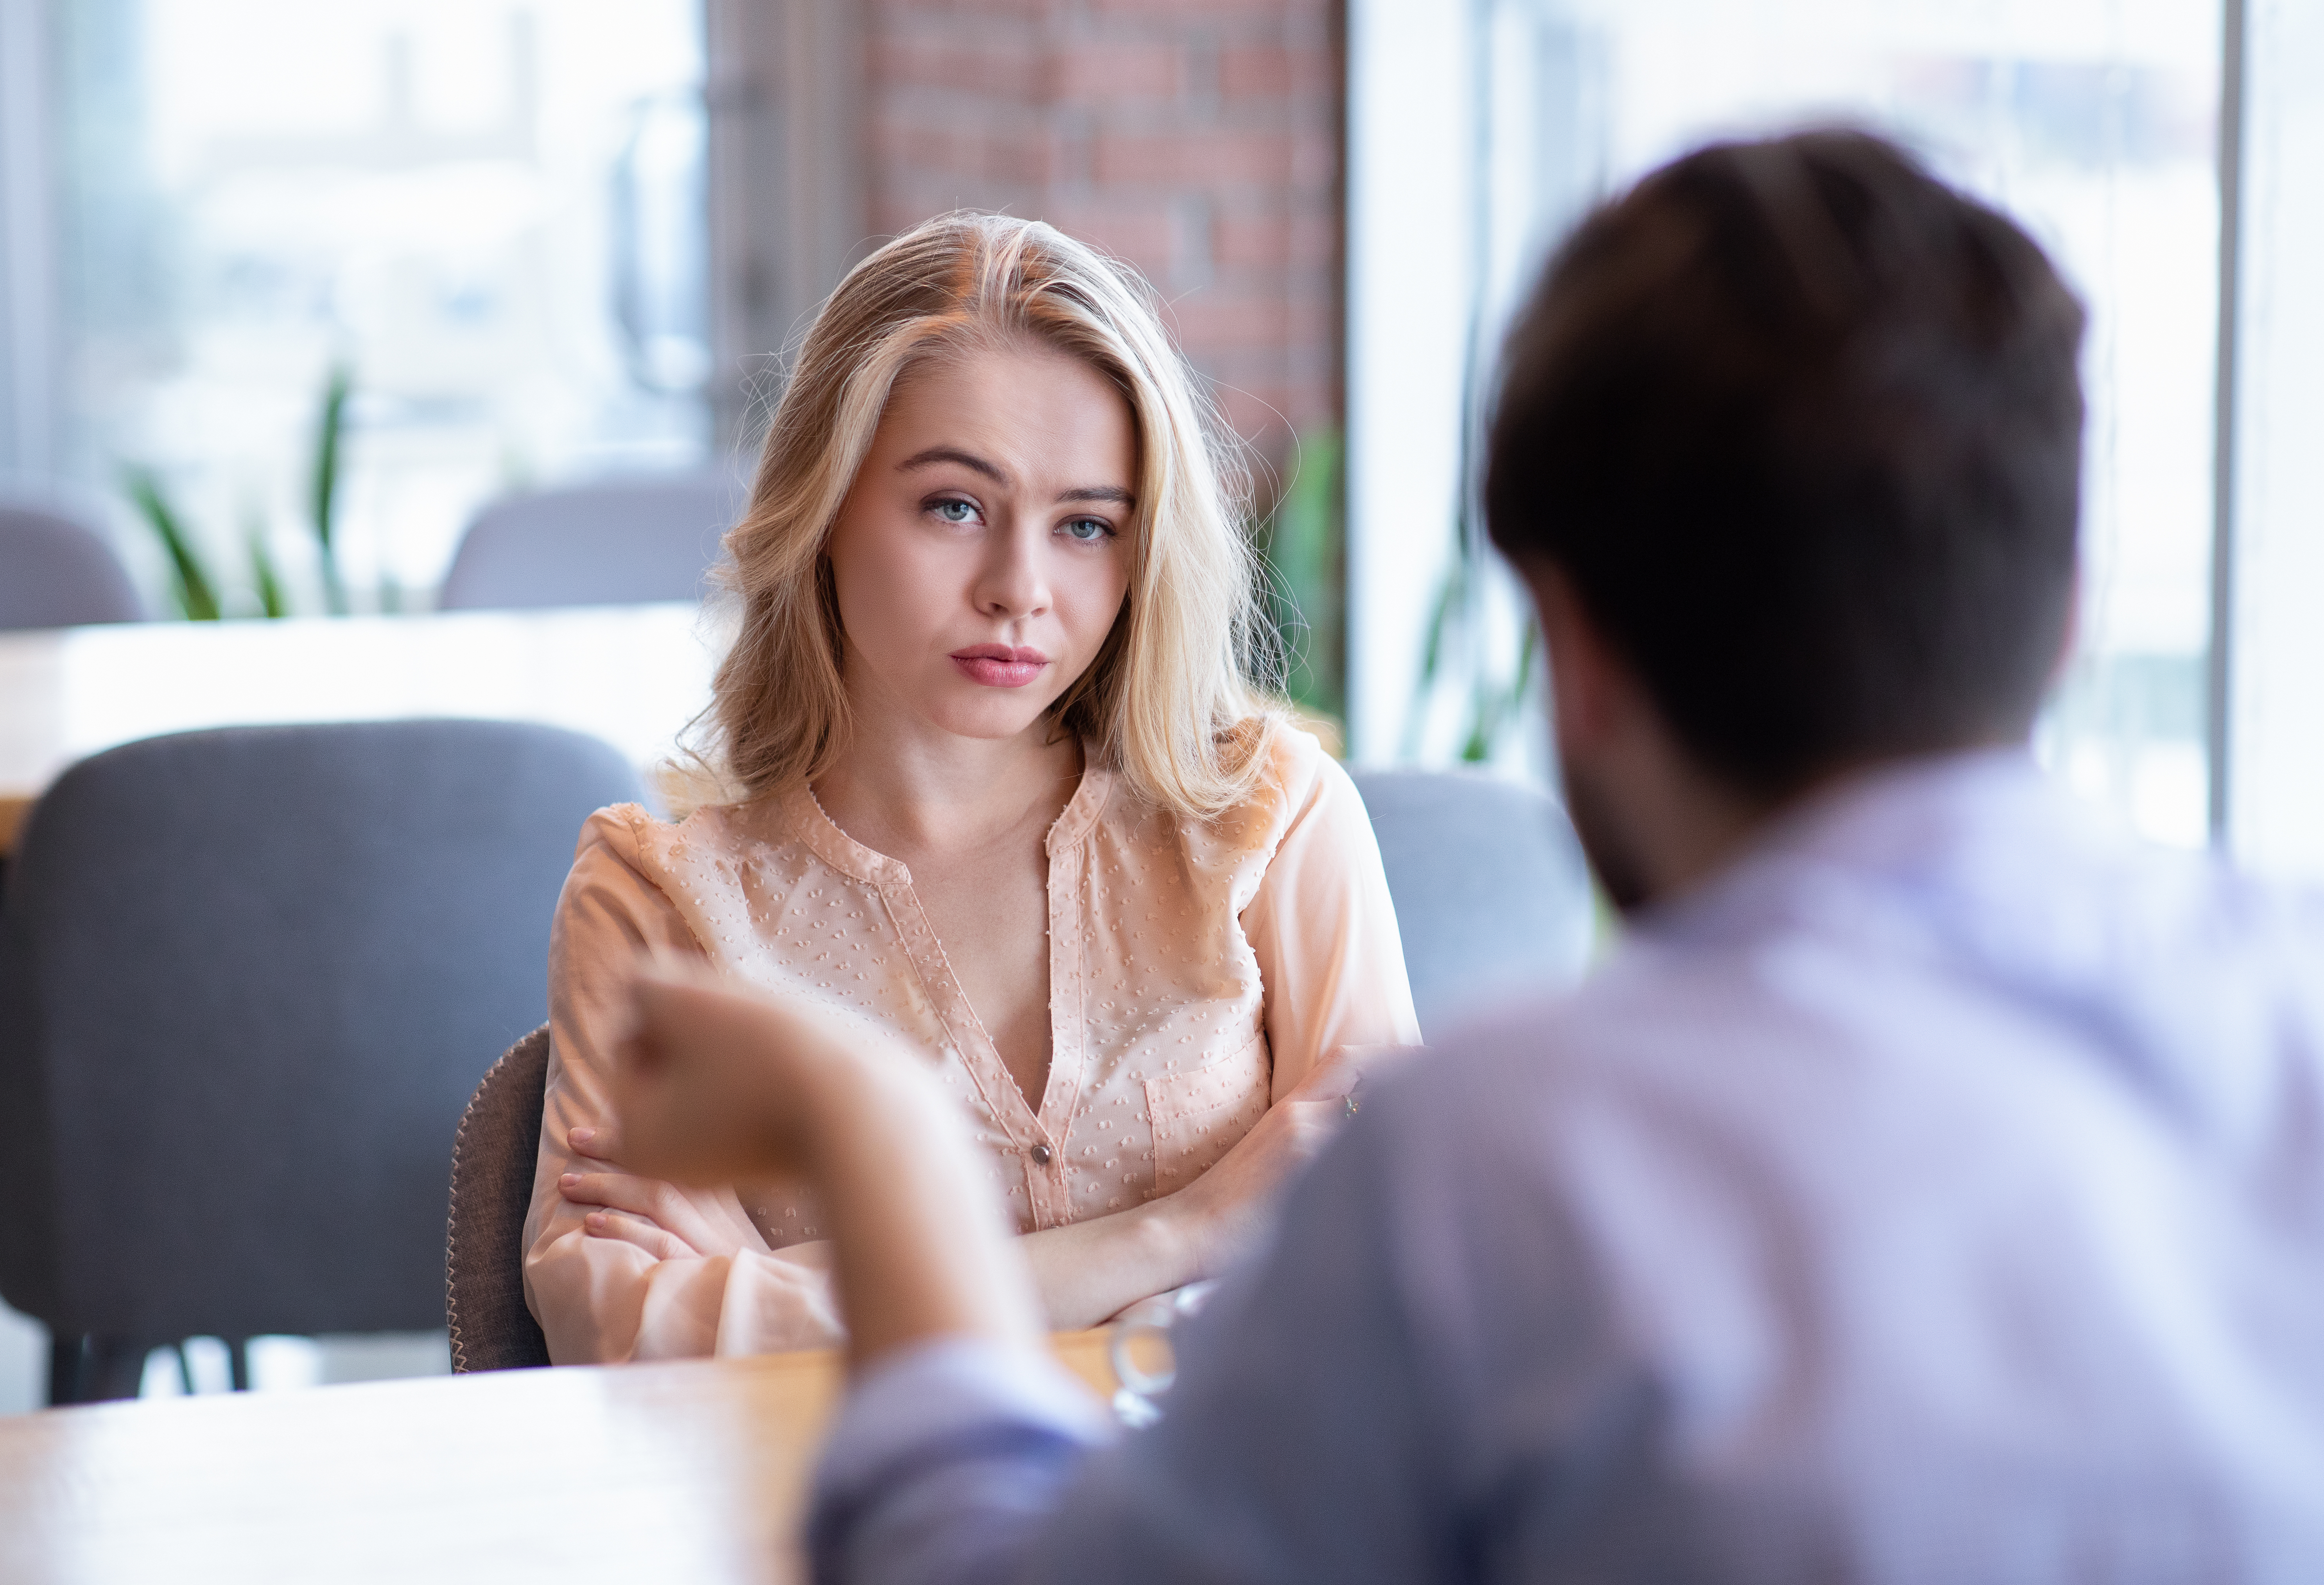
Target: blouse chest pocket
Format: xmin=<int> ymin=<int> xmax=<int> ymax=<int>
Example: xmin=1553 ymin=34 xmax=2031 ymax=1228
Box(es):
xmin=1142 ymin=1028 xmax=1272 ymax=1198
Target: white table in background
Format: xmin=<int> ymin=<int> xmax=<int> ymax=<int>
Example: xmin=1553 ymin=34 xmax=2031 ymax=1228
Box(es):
xmin=0 ymin=604 xmax=724 ymax=853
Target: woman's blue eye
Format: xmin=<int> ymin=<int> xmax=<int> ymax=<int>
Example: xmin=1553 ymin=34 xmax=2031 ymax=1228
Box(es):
xmin=931 ymin=499 xmax=977 ymax=524
xmin=1062 ymin=517 xmax=1113 ymax=543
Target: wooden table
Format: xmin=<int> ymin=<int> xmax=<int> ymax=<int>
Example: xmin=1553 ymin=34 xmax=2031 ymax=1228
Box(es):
xmin=0 ymin=1334 xmax=1118 ymax=1583
xmin=0 ymin=604 xmax=724 ymax=854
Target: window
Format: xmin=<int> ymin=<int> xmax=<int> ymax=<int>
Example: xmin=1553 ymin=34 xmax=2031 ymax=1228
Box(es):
xmin=48 ymin=0 xmax=707 ymax=610
xmin=1349 ymin=0 xmax=2324 ymax=873
xmin=2222 ymin=0 xmax=2324 ymax=880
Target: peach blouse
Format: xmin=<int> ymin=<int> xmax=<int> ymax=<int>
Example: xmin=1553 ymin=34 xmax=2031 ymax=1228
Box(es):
xmin=522 ymin=725 xmax=1421 ymax=1363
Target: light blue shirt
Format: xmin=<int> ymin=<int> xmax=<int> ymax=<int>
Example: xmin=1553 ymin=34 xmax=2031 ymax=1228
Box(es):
xmin=810 ymin=751 xmax=2324 ymax=1583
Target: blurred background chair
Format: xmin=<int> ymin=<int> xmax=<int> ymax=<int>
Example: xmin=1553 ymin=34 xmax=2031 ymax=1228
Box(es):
xmin=0 ymin=720 xmax=641 ymax=1403
xmin=0 ymin=502 xmax=145 ymax=631
xmin=436 ymin=473 xmax=741 ymax=611
xmin=1351 ymin=769 xmax=1596 ymax=1037
xmin=445 ymin=1025 xmax=554 ymax=1373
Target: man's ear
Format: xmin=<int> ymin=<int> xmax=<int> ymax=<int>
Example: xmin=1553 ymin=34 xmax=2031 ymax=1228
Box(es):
xmin=1524 ymin=561 xmax=1626 ymax=763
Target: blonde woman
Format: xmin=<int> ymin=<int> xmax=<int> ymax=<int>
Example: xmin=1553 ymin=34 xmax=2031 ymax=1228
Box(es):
xmin=523 ymin=213 xmax=1420 ymax=1362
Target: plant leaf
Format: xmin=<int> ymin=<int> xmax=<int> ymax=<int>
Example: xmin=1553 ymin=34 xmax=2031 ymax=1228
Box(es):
xmin=1400 ymin=561 xmax=1469 ymax=760
xmin=1460 ymin=670 xmax=1496 ymax=762
xmin=247 ymin=513 xmax=289 ymax=619
xmin=123 ymin=466 xmax=222 ymax=621
xmin=310 ymin=363 xmax=352 ymax=614
xmin=1507 ymin=616 xmax=1540 ymax=712
xmin=1261 ymin=426 xmax=1346 ymax=718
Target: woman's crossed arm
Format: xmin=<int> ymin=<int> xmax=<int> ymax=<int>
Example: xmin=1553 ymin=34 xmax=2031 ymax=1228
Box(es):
xmin=560 ymin=1017 xmax=1372 ymax=1333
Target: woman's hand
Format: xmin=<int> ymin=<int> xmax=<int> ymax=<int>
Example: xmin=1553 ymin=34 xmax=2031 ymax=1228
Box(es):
xmin=559 ymin=1124 xmax=772 ymax=1261
xmin=1153 ymin=1044 xmax=1416 ymax=1278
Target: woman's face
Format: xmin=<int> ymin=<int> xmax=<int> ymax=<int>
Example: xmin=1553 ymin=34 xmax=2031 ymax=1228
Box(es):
xmin=825 ymin=340 xmax=1137 ymax=745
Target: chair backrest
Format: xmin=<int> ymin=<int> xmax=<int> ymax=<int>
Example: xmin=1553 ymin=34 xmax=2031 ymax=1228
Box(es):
xmin=0 ymin=503 xmax=145 ymax=630
xmin=447 ymin=1025 xmax=554 ymax=1372
xmin=1350 ymin=768 xmax=1596 ymax=1036
xmin=437 ymin=473 xmax=739 ymax=611
xmin=0 ymin=720 xmax=642 ymax=1341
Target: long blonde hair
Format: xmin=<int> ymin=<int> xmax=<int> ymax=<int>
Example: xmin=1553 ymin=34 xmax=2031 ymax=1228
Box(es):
xmin=692 ymin=212 xmax=1281 ymax=819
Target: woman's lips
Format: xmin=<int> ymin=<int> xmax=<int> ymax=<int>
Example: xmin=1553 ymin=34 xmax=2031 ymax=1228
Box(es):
xmin=950 ymin=644 xmax=1050 ymax=688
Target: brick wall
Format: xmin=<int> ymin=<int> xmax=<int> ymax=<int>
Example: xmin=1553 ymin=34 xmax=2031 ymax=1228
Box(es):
xmin=864 ymin=0 xmax=1345 ymax=479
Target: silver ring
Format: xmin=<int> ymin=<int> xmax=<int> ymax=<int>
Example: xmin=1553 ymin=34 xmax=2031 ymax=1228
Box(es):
xmin=1343 ymin=1094 xmax=1360 ymax=1118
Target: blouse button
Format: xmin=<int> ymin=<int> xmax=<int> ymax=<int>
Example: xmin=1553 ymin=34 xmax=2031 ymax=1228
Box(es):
xmin=1029 ymin=1143 xmax=1053 ymax=1166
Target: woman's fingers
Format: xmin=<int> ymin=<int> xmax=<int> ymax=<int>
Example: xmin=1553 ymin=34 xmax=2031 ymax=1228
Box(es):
xmin=560 ymin=1170 xmax=735 ymax=1257
xmin=582 ymin=1209 xmax=693 ymax=1261
xmin=567 ymin=1125 xmax=617 ymax=1161
xmin=558 ymin=1168 xmax=661 ymax=1216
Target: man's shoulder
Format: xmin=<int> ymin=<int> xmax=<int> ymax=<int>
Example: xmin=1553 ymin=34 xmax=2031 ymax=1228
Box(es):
xmin=1375 ymin=836 xmax=2324 ymax=1196
xmin=1257 ymin=765 xmax=2324 ymax=1571
xmin=1360 ymin=751 xmax=2324 ymax=1171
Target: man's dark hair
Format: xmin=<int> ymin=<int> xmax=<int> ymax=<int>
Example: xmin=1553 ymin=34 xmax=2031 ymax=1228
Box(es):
xmin=1486 ymin=129 xmax=2086 ymax=799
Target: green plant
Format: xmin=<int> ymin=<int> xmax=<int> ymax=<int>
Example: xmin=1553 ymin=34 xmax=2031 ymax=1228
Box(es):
xmin=1405 ymin=512 xmax=1540 ymax=764
xmin=120 ymin=364 xmax=357 ymax=622
xmin=246 ymin=504 xmax=289 ymax=619
xmin=123 ymin=466 xmax=222 ymax=621
xmin=1403 ymin=291 xmax=1541 ymax=765
xmin=1257 ymin=426 xmax=1345 ymax=724
xmin=310 ymin=362 xmax=352 ymax=615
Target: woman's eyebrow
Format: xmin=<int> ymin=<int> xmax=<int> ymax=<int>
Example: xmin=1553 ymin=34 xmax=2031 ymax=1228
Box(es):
xmin=897 ymin=446 xmax=1131 ymax=509
xmin=897 ymin=445 xmax=1007 ymax=482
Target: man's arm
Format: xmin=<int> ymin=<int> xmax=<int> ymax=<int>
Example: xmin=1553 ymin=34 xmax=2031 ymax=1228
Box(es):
xmin=810 ymin=1096 xmax=1457 ymax=1585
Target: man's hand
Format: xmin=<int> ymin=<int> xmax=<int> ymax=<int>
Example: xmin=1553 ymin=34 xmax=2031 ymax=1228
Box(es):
xmin=609 ymin=962 xmax=894 ymax=1184
xmin=611 ymin=962 xmax=1043 ymax=1371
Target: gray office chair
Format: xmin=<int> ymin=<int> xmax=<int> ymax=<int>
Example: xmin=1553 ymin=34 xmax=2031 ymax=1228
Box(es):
xmin=0 ymin=502 xmax=145 ymax=630
xmin=437 ymin=473 xmax=740 ymax=611
xmin=446 ymin=1025 xmax=555 ymax=1372
xmin=0 ymin=720 xmax=642 ymax=1402
xmin=1350 ymin=769 xmax=1596 ymax=1037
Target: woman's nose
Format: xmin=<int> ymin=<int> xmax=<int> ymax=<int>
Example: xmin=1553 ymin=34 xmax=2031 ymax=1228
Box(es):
xmin=976 ymin=523 xmax=1052 ymax=618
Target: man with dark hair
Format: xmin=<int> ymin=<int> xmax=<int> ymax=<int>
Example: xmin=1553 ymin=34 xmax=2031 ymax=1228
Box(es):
xmin=1487 ymin=131 xmax=2086 ymax=898
xmin=610 ymin=131 xmax=2324 ymax=1581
